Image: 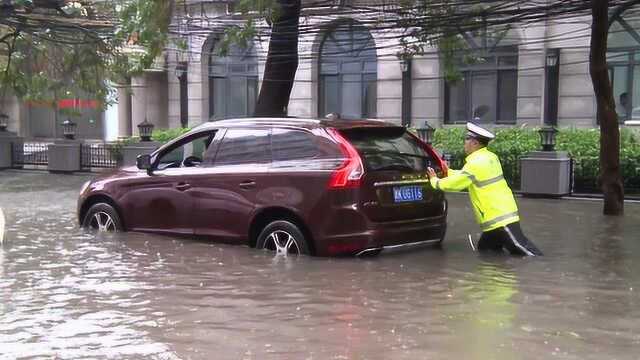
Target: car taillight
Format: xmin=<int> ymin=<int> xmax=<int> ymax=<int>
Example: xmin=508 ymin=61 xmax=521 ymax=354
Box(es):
xmin=408 ymin=132 xmax=448 ymax=177
xmin=327 ymin=128 xmax=364 ymax=189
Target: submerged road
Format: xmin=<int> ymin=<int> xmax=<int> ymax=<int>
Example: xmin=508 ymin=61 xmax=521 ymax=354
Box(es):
xmin=1 ymin=170 xmax=639 ymax=359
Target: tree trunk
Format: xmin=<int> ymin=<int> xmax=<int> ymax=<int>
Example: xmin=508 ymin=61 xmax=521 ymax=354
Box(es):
xmin=589 ymin=0 xmax=624 ymax=215
xmin=253 ymin=0 xmax=300 ymax=117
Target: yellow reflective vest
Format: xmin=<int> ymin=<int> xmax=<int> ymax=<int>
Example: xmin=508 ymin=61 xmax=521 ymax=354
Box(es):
xmin=430 ymin=147 xmax=520 ymax=232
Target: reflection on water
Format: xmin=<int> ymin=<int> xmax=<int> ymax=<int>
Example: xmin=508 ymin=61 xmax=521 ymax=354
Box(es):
xmin=1 ymin=171 xmax=640 ymax=359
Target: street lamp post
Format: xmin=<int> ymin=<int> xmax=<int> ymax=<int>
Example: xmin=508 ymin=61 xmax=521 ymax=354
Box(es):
xmin=538 ymin=126 xmax=559 ymax=151
xmin=137 ymin=118 xmax=154 ymax=142
xmin=175 ymin=62 xmax=189 ymax=128
xmin=544 ymin=48 xmax=560 ymax=126
xmin=400 ymin=57 xmax=412 ymax=127
xmin=61 ymin=119 xmax=77 ymax=140
xmin=416 ymin=121 xmax=435 ymax=145
xmin=0 ymin=114 xmax=8 ymax=132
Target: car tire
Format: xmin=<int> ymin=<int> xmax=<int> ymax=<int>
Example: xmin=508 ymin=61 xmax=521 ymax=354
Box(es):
xmin=82 ymin=203 xmax=124 ymax=232
xmin=438 ymin=225 xmax=447 ymax=246
xmin=256 ymin=220 xmax=310 ymax=256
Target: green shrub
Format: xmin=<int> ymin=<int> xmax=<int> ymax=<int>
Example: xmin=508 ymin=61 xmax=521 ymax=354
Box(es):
xmin=431 ymin=126 xmax=640 ymax=193
xmin=107 ymin=137 xmax=139 ymax=161
xmin=107 ymin=128 xmax=190 ymax=162
xmin=152 ymin=127 xmax=191 ymax=143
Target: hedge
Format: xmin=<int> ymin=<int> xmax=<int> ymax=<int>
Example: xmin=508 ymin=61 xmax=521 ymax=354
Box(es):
xmin=431 ymin=127 xmax=640 ymax=193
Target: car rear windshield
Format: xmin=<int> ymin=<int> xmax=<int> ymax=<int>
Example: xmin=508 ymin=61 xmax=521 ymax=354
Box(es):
xmin=341 ymin=127 xmax=437 ymax=172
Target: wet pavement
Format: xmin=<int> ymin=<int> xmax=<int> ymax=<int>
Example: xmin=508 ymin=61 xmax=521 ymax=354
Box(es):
xmin=1 ymin=170 xmax=639 ymax=360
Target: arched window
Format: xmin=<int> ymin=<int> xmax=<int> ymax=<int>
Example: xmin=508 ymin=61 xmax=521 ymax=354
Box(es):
xmin=444 ymin=25 xmax=520 ymax=125
xmin=319 ymin=21 xmax=377 ymax=119
xmin=445 ymin=44 xmax=519 ymax=124
xmin=209 ymin=42 xmax=258 ymax=120
xmin=608 ymin=5 xmax=640 ymax=122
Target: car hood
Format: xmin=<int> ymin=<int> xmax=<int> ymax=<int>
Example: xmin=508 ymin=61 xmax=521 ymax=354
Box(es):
xmin=89 ymin=165 xmax=146 ymax=186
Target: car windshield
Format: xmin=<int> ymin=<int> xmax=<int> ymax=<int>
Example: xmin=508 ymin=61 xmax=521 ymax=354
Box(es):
xmin=341 ymin=127 xmax=435 ymax=172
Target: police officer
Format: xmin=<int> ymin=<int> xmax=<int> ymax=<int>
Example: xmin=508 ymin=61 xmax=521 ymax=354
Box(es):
xmin=426 ymin=122 xmax=543 ymax=256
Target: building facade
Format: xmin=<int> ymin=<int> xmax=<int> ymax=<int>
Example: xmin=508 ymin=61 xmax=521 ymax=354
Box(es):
xmin=4 ymin=1 xmax=640 ymax=140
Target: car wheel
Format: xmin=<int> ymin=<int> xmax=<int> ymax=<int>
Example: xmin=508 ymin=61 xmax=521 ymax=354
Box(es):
xmin=438 ymin=225 xmax=447 ymax=245
xmin=256 ymin=220 xmax=310 ymax=256
xmin=82 ymin=203 xmax=123 ymax=232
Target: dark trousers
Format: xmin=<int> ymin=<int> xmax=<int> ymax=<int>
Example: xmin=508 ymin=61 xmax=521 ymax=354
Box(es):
xmin=478 ymin=222 xmax=543 ymax=256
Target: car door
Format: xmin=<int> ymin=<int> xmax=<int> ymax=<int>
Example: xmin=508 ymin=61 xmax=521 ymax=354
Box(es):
xmin=190 ymin=128 xmax=272 ymax=241
xmin=121 ymin=130 xmax=216 ymax=234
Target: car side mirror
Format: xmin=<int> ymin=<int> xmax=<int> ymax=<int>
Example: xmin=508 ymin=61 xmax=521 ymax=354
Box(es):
xmin=136 ymin=154 xmax=152 ymax=170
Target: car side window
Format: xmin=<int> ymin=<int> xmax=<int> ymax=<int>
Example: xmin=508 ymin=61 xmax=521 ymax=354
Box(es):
xmin=271 ymin=128 xmax=319 ymax=161
xmin=214 ymin=129 xmax=271 ymax=165
xmin=156 ymin=131 xmax=216 ymax=169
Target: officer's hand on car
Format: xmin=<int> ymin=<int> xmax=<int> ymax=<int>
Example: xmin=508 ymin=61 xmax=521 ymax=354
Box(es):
xmin=426 ymin=167 xmax=437 ymax=179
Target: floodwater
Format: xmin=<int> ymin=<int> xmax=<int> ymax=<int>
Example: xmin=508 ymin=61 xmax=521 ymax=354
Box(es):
xmin=1 ymin=171 xmax=639 ymax=360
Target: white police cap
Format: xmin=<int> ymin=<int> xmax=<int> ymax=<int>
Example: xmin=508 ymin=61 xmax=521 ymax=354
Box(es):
xmin=466 ymin=122 xmax=495 ymax=142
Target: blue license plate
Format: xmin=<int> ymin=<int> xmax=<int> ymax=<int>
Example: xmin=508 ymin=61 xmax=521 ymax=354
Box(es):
xmin=393 ymin=186 xmax=423 ymax=203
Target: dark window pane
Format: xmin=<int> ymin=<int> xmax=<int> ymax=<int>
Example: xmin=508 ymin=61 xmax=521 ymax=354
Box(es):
xmin=363 ymin=73 xmax=377 ymax=118
xmin=342 ymin=74 xmax=362 ymax=118
xmin=499 ymin=56 xmax=518 ymax=67
xmin=215 ymin=129 xmax=271 ymax=165
xmin=446 ymin=46 xmax=518 ymax=124
xmin=498 ymin=70 xmax=518 ymax=123
xmin=209 ymin=40 xmax=258 ymax=120
xmin=321 ymin=75 xmax=339 ymax=117
xmin=471 ymin=56 xmax=496 ymax=70
xmin=632 ymin=65 xmax=640 ymax=120
xmin=248 ymin=77 xmax=258 ymax=116
xmin=229 ymin=77 xmax=247 ymax=117
xmin=213 ymin=78 xmax=227 ymax=120
xmin=210 ymin=64 xmax=226 ymax=76
xmin=612 ymin=65 xmax=629 ymax=121
xmin=320 ymin=61 xmax=339 ymax=75
xmin=447 ymin=78 xmax=469 ymax=123
xmin=319 ymin=22 xmax=377 ymax=119
xmin=272 ymin=129 xmax=319 ymax=161
xmin=364 ymin=61 xmax=377 ymax=73
xmin=230 ymin=63 xmax=246 ymax=74
xmin=471 ymin=71 xmax=497 ymax=123
xmin=341 ymin=61 xmax=362 ymax=74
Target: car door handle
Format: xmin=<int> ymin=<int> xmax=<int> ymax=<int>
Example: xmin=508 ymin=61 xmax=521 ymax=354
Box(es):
xmin=175 ymin=182 xmax=191 ymax=191
xmin=239 ymin=181 xmax=256 ymax=189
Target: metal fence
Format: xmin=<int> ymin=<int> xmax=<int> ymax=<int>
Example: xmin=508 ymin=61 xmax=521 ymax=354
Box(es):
xmin=81 ymin=143 xmax=120 ymax=169
xmin=13 ymin=142 xmax=49 ymax=166
xmin=571 ymin=157 xmax=640 ymax=195
xmin=9 ymin=142 xmax=120 ymax=170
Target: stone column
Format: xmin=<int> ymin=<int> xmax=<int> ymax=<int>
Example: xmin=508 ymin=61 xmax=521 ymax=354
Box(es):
xmin=131 ymin=75 xmax=148 ymax=137
xmin=117 ymin=84 xmax=132 ymax=138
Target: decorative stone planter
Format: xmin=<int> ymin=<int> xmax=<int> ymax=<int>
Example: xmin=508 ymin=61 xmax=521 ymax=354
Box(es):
xmin=0 ymin=130 xmax=22 ymax=170
xmin=48 ymin=139 xmax=83 ymax=173
xmin=520 ymin=151 xmax=572 ymax=197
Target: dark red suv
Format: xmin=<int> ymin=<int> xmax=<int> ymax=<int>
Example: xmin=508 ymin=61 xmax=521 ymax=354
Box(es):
xmin=78 ymin=118 xmax=448 ymax=256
